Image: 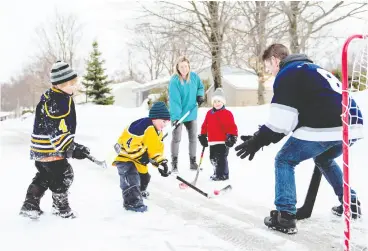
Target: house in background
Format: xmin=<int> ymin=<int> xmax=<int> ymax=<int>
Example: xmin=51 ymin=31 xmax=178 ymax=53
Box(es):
xmin=110 ymin=81 xmax=141 ymax=108
xmin=131 ymin=77 xmax=171 ymax=107
xmin=73 ymin=81 xmax=143 ymax=107
xmin=73 ymin=65 xmax=274 ymax=108
xmin=0 ymin=111 xmax=14 ymax=121
xmin=197 ymin=65 xmax=273 ymax=106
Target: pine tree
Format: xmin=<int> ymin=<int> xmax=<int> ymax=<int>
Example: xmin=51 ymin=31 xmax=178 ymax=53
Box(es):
xmin=82 ymin=41 xmax=114 ymax=105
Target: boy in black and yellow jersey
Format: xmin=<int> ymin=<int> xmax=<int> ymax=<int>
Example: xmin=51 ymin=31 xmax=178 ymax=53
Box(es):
xmin=113 ymin=101 xmax=171 ymax=212
xmin=19 ymin=61 xmax=90 ymax=219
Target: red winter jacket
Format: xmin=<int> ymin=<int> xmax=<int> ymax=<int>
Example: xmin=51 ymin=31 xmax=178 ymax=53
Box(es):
xmin=201 ymin=107 xmax=238 ymax=144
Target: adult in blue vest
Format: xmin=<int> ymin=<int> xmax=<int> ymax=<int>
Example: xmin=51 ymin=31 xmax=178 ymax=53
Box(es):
xmin=235 ymin=44 xmax=363 ymax=234
xmin=169 ymin=56 xmax=204 ymax=172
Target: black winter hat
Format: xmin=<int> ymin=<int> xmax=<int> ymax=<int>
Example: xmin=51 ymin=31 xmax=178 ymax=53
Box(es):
xmin=149 ymin=101 xmax=170 ymax=120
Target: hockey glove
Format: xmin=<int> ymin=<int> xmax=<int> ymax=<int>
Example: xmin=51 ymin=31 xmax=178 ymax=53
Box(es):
xmin=234 ymin=133 xmax=263 ymax=161
xmin=158 ymin=159 xmax=170 ymax=177
xmin=138 ymin=151 xmax=150 ymax=165
xmin=225 ymin=134 xmax=238 ymax=148
xmin=198 ymin=134 xmax=208 ymax=147
xmin=197 ymin=96 xmax=204 ymax=107
xmin=172 ymin=120 xmax=179 ymax=128
xmin=66 ymin=142 xmax=90 ymax=159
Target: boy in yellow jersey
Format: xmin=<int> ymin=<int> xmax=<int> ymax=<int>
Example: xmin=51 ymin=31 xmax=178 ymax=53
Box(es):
xmin=113 ymin=101 xmax=171 ymax=212
xmin=19 ymin=60 xmax=90 ymax=219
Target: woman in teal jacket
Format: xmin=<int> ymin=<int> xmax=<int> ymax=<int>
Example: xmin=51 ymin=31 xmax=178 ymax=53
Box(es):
xmin=169 ymin=56 xmax=204 ymax=172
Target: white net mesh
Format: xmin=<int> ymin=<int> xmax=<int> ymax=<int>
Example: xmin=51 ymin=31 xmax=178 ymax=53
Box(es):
xmin=341 ymin=35 xmax=368 ymax=251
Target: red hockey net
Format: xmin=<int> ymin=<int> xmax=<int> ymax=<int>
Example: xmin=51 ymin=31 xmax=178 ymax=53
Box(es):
xmin=341 ymin=34 xmax=368 ymax=251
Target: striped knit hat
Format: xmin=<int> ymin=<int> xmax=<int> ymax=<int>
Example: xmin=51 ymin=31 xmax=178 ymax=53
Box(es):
xmin=50 ymin=60 xmax=78 ymax=85
xmin=149 ymin=101 xmax=170 ymax=120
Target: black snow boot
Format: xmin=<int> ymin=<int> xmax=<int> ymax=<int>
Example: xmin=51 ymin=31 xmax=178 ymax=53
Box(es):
xmin=332 ymin=198 xmax=361 ymax=219
xmin=264 ymin=210 xmax=298 ymax=234
xmin=171 ymin=156 xmax=178 ymax=173
xmin=52 ymin=192 xmax=76 ymax=218
xmin=19 ymin=184 xmax=46 ymax=219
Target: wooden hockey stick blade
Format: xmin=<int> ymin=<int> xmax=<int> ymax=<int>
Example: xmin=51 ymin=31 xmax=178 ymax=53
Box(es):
xmin=296 ymin=166 xmax=322 ymax=220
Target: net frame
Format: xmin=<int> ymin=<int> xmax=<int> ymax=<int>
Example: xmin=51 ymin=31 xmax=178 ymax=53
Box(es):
xmin=341 ymin=34 xmax=367 ymax=251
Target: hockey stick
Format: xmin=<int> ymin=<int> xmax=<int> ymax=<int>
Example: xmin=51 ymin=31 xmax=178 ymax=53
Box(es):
xmin=176 ymin=175 xmax=232 ymax=198
xmin=162 ymin=104 xmax=198 ymax=141
xmin=149 ymin=158 xmax=231 ymax=198
xmin=179 ymin=146 xmax=206 ymax=189
xmin=87 ymin=154 xmax=108 ymax=169
xmin=296 ymin=165 xmax=322 ymax=220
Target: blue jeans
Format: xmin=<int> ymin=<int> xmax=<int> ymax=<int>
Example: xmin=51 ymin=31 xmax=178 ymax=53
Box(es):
xmin=274 ymin=137 xmax=357 ymax=214
xmin=116 ymin=161 xmax=145 ymax=208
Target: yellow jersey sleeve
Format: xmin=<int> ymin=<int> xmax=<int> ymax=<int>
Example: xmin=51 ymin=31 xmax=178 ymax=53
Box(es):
xmin=143 ymin=127 xmax=165 ymax=164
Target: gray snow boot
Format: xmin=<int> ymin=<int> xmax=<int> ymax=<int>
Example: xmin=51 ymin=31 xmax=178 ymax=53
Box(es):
xmin=52 ymin=192 xmax=76 ymax=218
xmin=190 ymin=157 xmax=198 ymax=170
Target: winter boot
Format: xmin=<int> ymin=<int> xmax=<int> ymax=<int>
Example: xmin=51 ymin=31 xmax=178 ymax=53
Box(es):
xmin=190 ymin=157 xmax=198 ymax=170
xmin=171 ymin=156 xmax=178 ymax=173
xmin=210 ymin=174 xmax=229 ymax=181
xmin=52 ymin=192 xmax=76 ymax=218
xmin=332 ymin=198 xmax=361 ymax=219
xmin=19 ymin=184 xmax=45 ymax=219
xmin=124 ymin=203 xmax=148 ymax=213
xmin=264 ymin=210 xmax=298 ymax=234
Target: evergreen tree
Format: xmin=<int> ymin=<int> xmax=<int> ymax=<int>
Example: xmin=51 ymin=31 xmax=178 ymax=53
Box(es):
xmin=82 ymin=41 xmax=114 ymax=105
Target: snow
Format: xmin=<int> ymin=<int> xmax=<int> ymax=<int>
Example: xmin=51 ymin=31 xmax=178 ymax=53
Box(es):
xmin=1 ymin=91 xmax=368 ymax=251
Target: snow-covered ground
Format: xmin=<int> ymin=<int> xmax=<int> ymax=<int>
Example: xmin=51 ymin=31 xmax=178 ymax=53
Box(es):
xmin=1 ymin=93 xmax=368 ymax=251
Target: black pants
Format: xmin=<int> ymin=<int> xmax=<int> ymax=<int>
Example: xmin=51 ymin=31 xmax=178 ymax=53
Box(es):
xmin=21 ymin=159 xmax=74 ymax=210
xmin=209 ymin=144 xmax=229 ymax=177
xmin=139 ymin=172 xmax=151 ymax=192
xmin=33 ymin=159 xmax=74 ymax=193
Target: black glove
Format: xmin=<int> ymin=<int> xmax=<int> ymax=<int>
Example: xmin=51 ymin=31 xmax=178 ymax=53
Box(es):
xmin=198 ymin=134 xmax=208 ymax=147
xmin=172 ymin=120 xmax=179 ymax=127
xmin=158 ymin=159 xmax=170 ymax=177
xmin=138 ymin=151 xmax=149 ymax=165
xmin=234 ymin=133 xmax=264 ymax=161
xmin=197 ymin=96 xmax=204 ymax=106
xmin=225 ymin=134 xmax=238 ymax=148
xmin=66 ymin=142 xmax=90 ymax=159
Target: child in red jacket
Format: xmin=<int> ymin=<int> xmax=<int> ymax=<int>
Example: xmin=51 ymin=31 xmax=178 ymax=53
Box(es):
xmin=198 ymin=88 xmax=238 ymax=181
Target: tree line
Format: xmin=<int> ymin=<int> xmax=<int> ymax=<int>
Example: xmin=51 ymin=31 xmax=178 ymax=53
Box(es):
xmin=1 ymin=1 xmax=366 ymax=111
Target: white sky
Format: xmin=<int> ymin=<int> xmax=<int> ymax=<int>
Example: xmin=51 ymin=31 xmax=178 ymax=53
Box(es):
xmin=0 ymin=0 xmax=368 ymax=83
xmin=0 ymin=0 xmax=143 ymax=82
